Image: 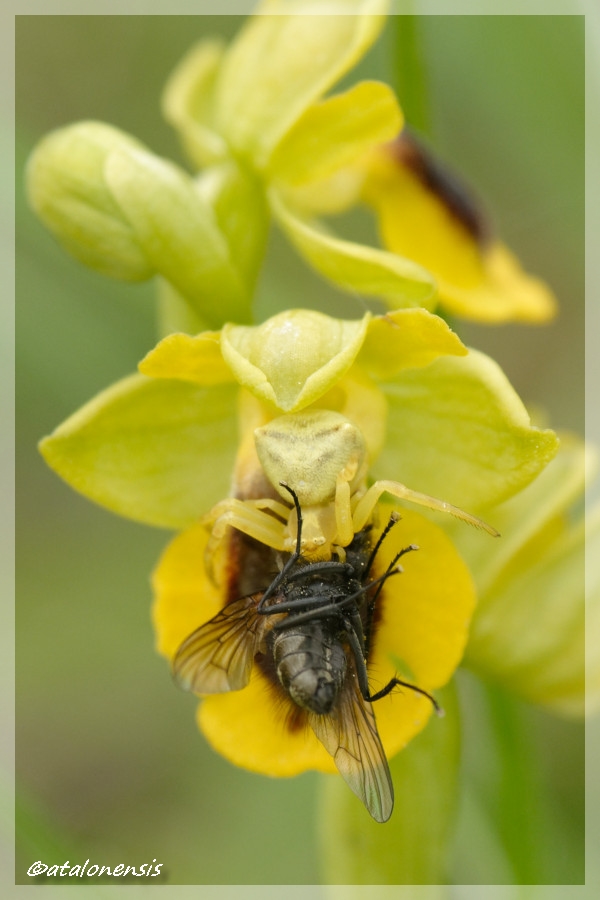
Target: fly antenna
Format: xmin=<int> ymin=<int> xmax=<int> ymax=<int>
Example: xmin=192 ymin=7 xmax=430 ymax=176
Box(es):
xmin=278 ymin=482 xmax=303 ymax=558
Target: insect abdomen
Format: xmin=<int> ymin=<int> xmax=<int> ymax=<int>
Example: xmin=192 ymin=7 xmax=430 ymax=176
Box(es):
xmin=272 ymin=624 xmax=346 ymax=715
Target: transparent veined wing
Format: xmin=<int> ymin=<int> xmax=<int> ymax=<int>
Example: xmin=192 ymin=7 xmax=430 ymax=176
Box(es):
xmin=173 ymin=593 xmax=269 ymax=694
xmin=308 ymin=656 xmax=394 ymax=823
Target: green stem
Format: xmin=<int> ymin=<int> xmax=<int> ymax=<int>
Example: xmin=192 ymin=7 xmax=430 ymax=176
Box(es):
xmin=393 ymin=15 xmax=431 ymax=137
xmin=155 ymin=279 xmax=210 ymax=338
xmin=484 ymin=684 xmax=546 ymax=884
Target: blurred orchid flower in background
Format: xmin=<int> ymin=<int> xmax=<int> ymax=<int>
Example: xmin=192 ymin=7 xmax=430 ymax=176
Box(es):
xmin=26 ymin=0 xmax=557 ymax=334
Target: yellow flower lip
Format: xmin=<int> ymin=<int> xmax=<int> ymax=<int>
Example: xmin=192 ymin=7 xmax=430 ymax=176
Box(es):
xmin=153 ymin=505 xmax=476 ymax=783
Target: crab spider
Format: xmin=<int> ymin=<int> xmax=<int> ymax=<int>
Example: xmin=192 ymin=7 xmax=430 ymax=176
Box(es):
xmin=204 ymin=410 xmax=498 ymax=563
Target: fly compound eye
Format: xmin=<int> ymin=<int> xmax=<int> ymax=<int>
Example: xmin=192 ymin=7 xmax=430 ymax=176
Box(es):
xmin=254 ymin=410 xmax=367 ymax=508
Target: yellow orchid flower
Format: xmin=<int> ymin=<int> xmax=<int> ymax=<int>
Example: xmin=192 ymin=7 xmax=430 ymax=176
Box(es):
xmin=20 ymin=7 xmax=586 ymax=886
xmin=38 ymin=307 xmax=559 ymax=823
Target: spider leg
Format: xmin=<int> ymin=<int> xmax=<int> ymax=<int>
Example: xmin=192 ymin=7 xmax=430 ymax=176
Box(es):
xmin=257 ymin=482 xmax=303 ymax=611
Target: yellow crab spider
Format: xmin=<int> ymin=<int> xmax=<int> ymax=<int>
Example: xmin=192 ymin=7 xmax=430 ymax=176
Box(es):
xmin=204 ymin=410 xmax=498 ymax=562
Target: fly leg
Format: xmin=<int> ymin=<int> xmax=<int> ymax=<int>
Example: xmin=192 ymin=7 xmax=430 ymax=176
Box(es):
xmin=367 ymin=677 xmax=443 ymax=715
xmin=268 ymin=568 xmax=403 ymax=629
xmin=261 ymin=593 xmax=340 ymax=621
xmin=344 ymin=616 xmax=443 ymax=716
xmin=284 ymin=560 xmax=355 ymax=582
xmin=344 ymin=557 xmax=444 ymax=716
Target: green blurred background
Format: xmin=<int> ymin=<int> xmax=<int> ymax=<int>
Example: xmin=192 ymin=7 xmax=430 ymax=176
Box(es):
xmin=16 ymin=14 xmax=585 ymax=886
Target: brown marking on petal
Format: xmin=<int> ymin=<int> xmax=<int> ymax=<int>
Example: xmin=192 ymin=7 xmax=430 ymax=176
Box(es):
xmin=255 ymin=650 xmax=309 ymax=734
xmin=284 ymin=703 xmax=309 ymax=735
xmin=217 ymin=471 xmax=288 ymax=608
xmin=387 ymin=129 xmax=492 ymax=247
xmin=221 ymin=528 xmax=282 ymax=607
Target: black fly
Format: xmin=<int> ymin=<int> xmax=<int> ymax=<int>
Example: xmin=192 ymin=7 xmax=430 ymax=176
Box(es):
xmin=174 ymin=483 xmax=441 ymax=823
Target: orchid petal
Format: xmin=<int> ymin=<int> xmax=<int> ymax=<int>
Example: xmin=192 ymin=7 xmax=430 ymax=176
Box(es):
xmin=161 ymin=39 xmax=228 ymax=168
xmin=269 ymin=80 xmax=402 ymax=187
xmin=363 ymin=134 xmax=557 ymax=323
xmin=373 ymin=349 xmax=559 ymax=512
xmin=359 ymin=308 xmax=467 ymax=379
xmin=39 ymin=374 xmax=238 ymax=529
xmin=214 ymin=0 xmax=389 ymax=168
xmin=271 ymin=189 xmax=436 ymax=309
xmin=139 ymin=332 xmax=234 ymax=386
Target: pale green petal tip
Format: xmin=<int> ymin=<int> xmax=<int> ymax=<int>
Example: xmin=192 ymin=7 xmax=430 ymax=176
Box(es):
xmin=214 ymin=0 xmax=389 ymax=168
xmin=360 ymin=309 xmax=467 ymax=378
xmin=161 ymin=38 xmax=229 ymax=168
xmin=269 ymin=80 xmax=402 ymax=188
xmin=271 ymin=188 xmax=436 ymax=309
xmin=221 ymin=309 xmax=371 ymax=412
xmin=458 ymin=349 xmax=560 ymax=491
xmin=139 ymin=332 xmax=234 ymax=386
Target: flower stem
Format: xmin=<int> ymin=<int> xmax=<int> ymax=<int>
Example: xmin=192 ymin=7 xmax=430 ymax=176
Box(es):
xmin=392 ymin=14 xmax=431 ymax=137
xmin=484 ymin=683 xmax=546 ymax=884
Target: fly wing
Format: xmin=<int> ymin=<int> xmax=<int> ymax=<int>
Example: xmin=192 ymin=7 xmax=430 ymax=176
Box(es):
xmin=308 ymin=658 xmax=394 ymax=823
xmin=173 ymin=593 xmax=268 ymax=694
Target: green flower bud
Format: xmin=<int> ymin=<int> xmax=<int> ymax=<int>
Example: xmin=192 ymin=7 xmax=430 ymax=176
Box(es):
xmin=26 ymin=121 xmax=252 ymax=327
xmin=26 ymin=121 xmax=152 ymax=281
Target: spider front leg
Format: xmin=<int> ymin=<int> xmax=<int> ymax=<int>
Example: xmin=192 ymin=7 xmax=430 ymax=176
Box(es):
xmin=333 ymin=471 xmax=357 ymax=548
xmin=203 ymin=497 xmax=290 ymax=568
xmin=351 ymin=479 xmax=499 ymax=536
